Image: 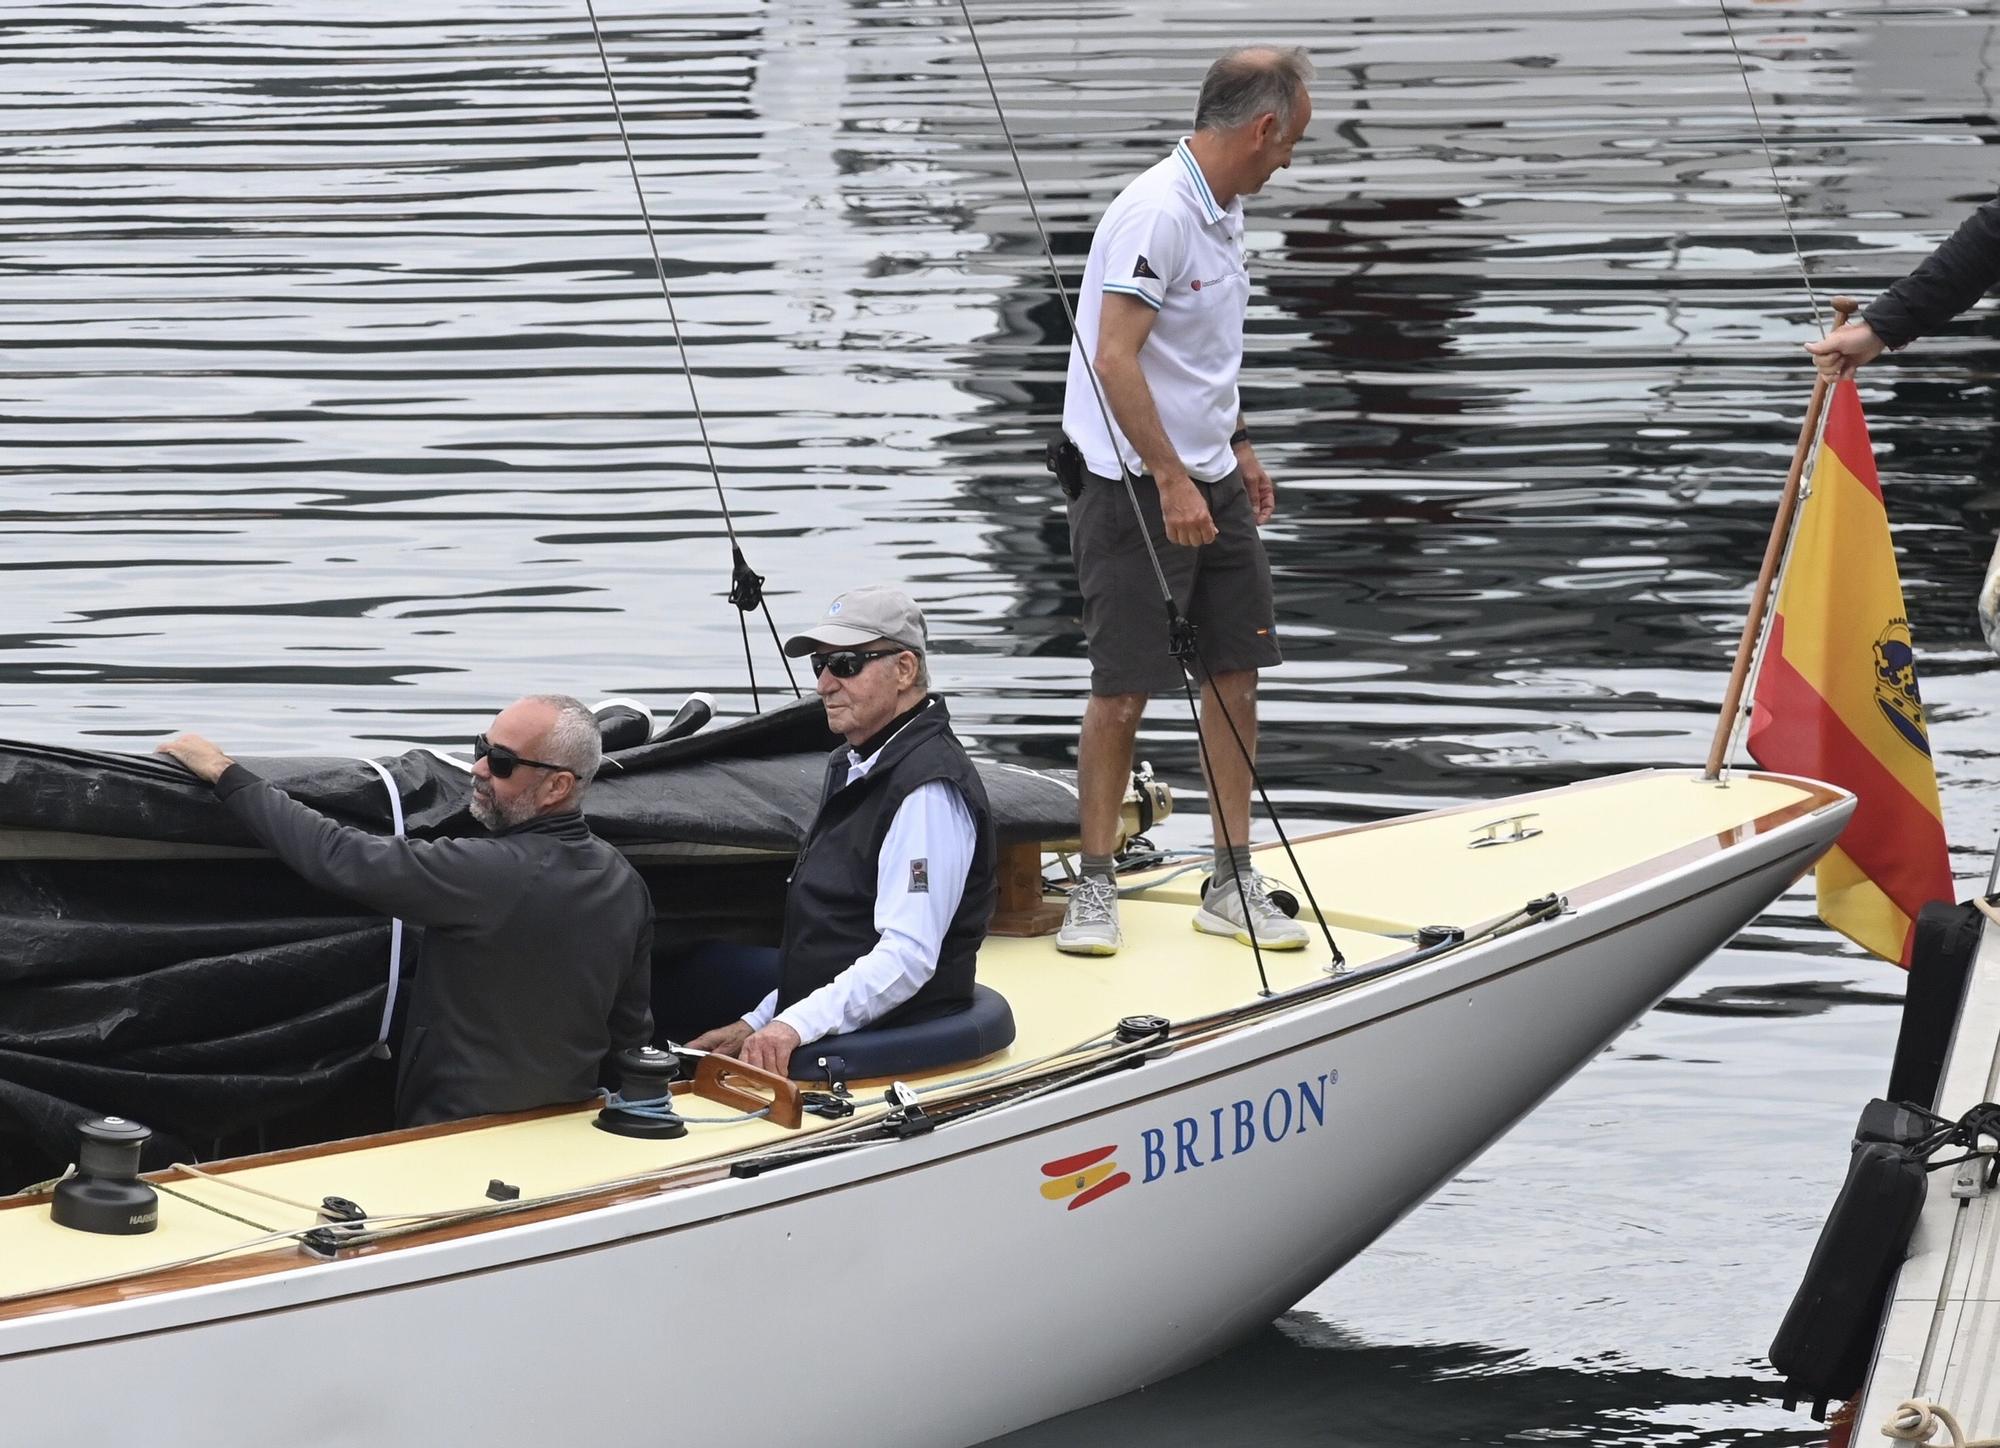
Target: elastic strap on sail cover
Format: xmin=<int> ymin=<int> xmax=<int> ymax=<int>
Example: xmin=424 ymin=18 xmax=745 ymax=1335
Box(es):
xmin=356 ymin=757 xmax=406 ymax=1060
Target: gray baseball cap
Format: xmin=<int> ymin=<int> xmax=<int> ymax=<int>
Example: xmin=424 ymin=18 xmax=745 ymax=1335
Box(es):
xmin=782 ymin=585 xmax=929 ymax=657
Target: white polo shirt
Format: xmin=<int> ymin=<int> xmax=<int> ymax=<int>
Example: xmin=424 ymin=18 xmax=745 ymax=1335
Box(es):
xmin=1062 ymin=137 xmax=1250 ymax=484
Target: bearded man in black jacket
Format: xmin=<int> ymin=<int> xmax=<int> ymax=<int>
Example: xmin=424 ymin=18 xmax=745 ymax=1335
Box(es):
xmin=156 ymin=694 xmax=653 ymax=1127
xmin=687 ymin=586 xmax=997 ymax=1078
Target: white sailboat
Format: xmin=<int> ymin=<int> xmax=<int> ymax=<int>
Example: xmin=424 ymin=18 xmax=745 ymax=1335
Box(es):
xmin=0 ymin=7 xmax=1865 ymax=1445
xmin=0 ymin=766 xmax=1849 ymax=1446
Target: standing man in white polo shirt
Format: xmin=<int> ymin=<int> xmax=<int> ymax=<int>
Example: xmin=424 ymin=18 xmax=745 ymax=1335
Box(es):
xmin=1054 ymin=45 xmax=1314 ymax=956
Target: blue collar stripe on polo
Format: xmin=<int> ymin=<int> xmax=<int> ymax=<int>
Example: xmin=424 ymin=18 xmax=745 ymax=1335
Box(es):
xmin=1174 ymin=139 xmax=1222 ymax=223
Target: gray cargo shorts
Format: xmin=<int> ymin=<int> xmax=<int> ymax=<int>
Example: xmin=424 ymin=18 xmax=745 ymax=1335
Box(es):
xmin=1067 ymin=465 xmax=1282 ymax=697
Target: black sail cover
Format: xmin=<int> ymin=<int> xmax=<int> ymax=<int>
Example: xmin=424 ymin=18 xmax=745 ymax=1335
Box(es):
xmin=0 ymin=700 xmax=1081 ymax=1191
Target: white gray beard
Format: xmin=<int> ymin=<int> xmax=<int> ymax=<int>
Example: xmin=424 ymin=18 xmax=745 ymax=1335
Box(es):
xmin=469 ymin=788 xmax=537 ymax=832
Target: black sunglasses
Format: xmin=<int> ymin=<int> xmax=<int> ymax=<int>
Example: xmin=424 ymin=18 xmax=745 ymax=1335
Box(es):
xmin=809 ymin=648 xmax=908 ymax=680
xmin=473 ymin=734 xmax=570 ymax=780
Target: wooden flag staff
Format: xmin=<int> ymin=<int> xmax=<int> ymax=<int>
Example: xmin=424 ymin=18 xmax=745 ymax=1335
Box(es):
xmin=1703 ymin=295 xmax=1859 ymax=780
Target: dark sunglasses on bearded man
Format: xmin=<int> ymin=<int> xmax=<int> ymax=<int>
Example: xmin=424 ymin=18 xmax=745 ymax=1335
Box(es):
xmin=473 ymin=734 xmax=571 ymax=780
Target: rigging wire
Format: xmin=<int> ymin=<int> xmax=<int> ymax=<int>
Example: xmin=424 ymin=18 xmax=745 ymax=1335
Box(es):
xmin=1711 ymin=0 xmax=1841 ymax=775
xmin=582 ymin=0 xmax=799 ymax=708
xmin=953 ymin=0 xmax=1343 ymax=977
xmin=1716 ymin=2 xmax=1825 ymax=334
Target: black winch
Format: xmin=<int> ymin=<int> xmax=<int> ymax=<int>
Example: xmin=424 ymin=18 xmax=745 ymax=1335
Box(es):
xmin=594 ymin=1046 xmax=689 ymax=1140
xmin=52 ymin=1117 xmax=158 ymax=1236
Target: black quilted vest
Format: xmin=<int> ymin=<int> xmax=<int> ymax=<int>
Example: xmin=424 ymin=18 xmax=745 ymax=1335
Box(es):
xmin=776 ymin=697 xmax=996 ymax=1026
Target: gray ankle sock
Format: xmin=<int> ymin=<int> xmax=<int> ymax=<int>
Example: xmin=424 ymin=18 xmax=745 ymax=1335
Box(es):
xmin=1081 ymin=852 xmax=1117 ymax=883
xmin=1209 ymin=844 xmax=1251 ymax=898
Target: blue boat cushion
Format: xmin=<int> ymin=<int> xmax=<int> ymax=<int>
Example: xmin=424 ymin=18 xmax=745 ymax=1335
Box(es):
xmin=786 ymin=983 xmax=1015 ymax=1082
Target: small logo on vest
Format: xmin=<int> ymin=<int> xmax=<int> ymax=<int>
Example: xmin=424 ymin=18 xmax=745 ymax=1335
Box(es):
xmin=1191 ymin=278 xmax=1202 ymax=291
xmin=909 ymin=858 xmax=929 ymax=893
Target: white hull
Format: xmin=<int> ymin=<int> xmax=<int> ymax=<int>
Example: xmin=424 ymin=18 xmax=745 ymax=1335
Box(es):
xmin=3 ymin=785 xmax=1838 ymax=1447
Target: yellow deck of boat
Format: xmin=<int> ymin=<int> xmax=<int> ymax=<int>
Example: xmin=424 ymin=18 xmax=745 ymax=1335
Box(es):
xmin=0 ymin=770 xmax=1824 ymax=1309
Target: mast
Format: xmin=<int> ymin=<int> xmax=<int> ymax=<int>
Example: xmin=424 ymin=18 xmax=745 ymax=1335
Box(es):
xmin=1702 ymin=297 xmax=1857 ymax=780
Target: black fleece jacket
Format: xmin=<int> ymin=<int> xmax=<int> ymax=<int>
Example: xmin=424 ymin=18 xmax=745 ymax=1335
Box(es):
xmin=215 ymin=764 xmax=653 ymax=1126
xmin=1864 ymin=190 xmax=2000 ymax=348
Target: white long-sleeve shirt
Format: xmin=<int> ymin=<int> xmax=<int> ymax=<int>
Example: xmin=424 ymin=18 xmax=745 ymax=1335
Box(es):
xmin=742 ymin=745 xmax=977 ymax=1047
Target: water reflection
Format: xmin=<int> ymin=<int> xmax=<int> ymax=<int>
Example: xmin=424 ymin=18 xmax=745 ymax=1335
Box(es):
xmin=1658 ymin=978 xmax=1906 ymax=1019
xmin=993 ymin=1316 xmax=1824 ymax=1448
xmin=1 ymin=0 xmax=1993 ymax=1442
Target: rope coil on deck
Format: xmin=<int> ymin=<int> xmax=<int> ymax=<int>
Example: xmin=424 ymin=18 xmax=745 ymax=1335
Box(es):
xmin=1883 ymin=1400 xmax=2000 ymax=1448
xmin=597 ymin=1090 xmax=770 ymax=1127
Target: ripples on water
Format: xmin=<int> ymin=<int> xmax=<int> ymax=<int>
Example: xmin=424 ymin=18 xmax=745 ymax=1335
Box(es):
xmin=6 ymin=1 xmax=2000 ymax=1442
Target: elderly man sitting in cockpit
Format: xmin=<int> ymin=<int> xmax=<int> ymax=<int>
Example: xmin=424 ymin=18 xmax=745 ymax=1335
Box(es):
xmin=688 ymin=586 xmax=996 ymax=1077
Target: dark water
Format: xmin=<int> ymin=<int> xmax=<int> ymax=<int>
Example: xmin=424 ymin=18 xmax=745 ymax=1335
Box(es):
xmin=7 ymin=1 xmax=2000 ymax=1441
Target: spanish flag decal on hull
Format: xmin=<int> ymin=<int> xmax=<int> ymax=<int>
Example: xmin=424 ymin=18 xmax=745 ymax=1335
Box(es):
xmin=1748 ymin=379 xmax=1952 ymax=966
xmin=1039 ymin=1145 xmax=1130 ymax=1210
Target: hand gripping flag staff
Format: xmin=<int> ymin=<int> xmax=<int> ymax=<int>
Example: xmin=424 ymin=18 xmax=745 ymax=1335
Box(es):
xmin=1707 ymin=300 xmax=1953 ymax=967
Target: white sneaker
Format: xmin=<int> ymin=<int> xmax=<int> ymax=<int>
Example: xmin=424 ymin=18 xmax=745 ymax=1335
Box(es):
xmin=1056 ymin=875 xmax=1122 ymax=956
xmin=1194 ymin=874 xmax=1310 ymax=950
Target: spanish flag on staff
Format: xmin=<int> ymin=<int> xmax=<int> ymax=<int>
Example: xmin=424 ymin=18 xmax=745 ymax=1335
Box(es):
xmin=1747 ymin=379 xmax=1951 ymax=966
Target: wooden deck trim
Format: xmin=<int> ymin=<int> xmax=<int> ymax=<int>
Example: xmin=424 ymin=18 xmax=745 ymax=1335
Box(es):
xmin=0 ymin=1172 xmax=723 ymax=1326
xmin=1267 ymin=769 xmax=1838 ymax=851
xmin=1562 ymin=776 xmax=1847 ymax=910
xmin=0 ymin=1102 xmax=584 ymax=1219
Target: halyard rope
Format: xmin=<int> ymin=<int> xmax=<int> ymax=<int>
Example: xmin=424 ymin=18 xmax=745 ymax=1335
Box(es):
xmin=1709 ymin=0 xmax=1841 ymax=778
xmin=952 ymin=0 xmax=1174 ymax=612
xmin=1716 ymin=3 xmax=1824 ymax=333
xmin=154 ymin=1179 xmax=278 ymax=1235
xmin=170 ymin=1159 xmax=324 ymax=1215
xmin=581 ymin=0 xmax=798 ymax=707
